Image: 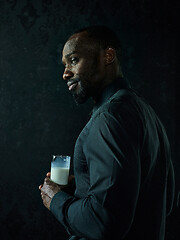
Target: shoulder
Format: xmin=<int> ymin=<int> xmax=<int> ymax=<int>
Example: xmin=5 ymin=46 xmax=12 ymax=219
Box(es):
xmin=92 ymin=89 xmax=141 ymax=121
xmin=84 ymin=89 xmax=143 ymax=149
xmin=89 ymin=88 xmax=158 ymax=136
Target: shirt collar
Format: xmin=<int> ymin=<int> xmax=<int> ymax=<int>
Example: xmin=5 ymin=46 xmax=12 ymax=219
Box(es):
xmin=92 ymin=77 xmax=131 ymax=115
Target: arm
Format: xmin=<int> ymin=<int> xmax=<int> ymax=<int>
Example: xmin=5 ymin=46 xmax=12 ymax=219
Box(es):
xmin=49 ymin=111 xmax=141 ymax=239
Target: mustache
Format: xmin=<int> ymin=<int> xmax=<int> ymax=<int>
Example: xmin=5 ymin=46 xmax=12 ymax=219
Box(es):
xmin=67 ymin=77 xmax=80 ymax=86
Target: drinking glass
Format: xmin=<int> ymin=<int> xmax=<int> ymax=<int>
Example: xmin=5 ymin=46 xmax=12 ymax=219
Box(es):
xmin=50 ymin=155 xmax=71 ymax=185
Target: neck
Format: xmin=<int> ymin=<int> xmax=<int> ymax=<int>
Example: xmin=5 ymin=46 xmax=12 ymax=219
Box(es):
xmin=93 ymin=75 xmax=126 ymax=103
xmin=92 ymin=62 xmax=123 ymax=102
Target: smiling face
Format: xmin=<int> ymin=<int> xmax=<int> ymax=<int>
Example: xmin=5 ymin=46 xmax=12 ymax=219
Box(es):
xmin=62 ymin=32 xmax=107 ymax=104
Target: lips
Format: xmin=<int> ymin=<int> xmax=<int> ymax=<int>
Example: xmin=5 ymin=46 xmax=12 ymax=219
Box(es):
xmin=67 ymin=80 xmax=79 ymax=91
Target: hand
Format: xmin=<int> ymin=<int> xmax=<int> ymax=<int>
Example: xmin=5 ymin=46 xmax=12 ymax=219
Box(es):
xmin=39 ymin=172 xmax=61 ymax=210
xmin=39 ymin=172 xmax=75 ymax=210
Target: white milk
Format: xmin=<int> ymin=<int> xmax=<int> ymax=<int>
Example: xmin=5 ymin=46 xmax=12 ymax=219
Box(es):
xmin=51 ymin=167 xmax=69 ymax=185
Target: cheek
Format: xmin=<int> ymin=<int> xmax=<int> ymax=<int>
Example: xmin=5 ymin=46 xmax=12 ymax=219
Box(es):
xmin=78 ymin=59 xmax=97 ymax=75
xmin=75 ymin=59 xmax=102 ymax=84
xmin=76 ymin=63 xmax=88 ymax=75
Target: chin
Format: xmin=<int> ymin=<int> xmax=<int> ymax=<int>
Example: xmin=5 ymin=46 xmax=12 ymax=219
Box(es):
xmin=73 ymin=94 xmax=88 ymax=105
xmin=73 ymin=88 xmax=89 ymax=105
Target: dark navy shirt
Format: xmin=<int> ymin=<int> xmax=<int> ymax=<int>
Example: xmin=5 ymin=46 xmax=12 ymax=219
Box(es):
xmin=50 ymin=79 xmax=175 ymax=240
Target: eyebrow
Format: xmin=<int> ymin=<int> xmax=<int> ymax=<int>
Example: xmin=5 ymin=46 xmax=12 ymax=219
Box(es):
xmin=65 ymin=51 xmax=79 ymax=59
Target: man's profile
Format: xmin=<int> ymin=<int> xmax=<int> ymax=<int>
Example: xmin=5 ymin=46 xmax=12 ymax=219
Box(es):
xmin=39 ymin=25 xmax=175 ymax=240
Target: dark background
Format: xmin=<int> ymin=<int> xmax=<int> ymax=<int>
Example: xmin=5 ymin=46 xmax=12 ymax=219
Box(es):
xmin=0 ymin=0 xmax=179 ymax=239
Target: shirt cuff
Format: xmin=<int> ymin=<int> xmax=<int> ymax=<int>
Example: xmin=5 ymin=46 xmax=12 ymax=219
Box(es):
xmin=50 ymin=191 xmax=73 ymax=232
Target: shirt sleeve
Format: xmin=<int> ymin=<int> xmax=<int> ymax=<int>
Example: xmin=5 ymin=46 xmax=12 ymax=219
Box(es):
xmin=166 ymin=160 xmax=175 ymax=216
xmin=50 ymin=110 xmax=141 ymax=239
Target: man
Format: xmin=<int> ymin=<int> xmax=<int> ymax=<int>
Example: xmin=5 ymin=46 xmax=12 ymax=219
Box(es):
xmin=39 ymin=26 xmax=175 ymax=240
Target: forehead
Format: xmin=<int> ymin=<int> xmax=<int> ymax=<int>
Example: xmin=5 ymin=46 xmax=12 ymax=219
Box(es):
xmin=62 ymin=33 xmax=98 ymax=58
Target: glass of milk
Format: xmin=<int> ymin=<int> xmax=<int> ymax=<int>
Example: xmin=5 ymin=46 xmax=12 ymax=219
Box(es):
xmin=50 ymin=155 xmax=71 ymax=185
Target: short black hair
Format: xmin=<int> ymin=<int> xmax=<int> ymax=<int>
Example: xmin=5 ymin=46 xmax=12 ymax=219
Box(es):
xmin=73 ymin=25 xmax=122 ymax=63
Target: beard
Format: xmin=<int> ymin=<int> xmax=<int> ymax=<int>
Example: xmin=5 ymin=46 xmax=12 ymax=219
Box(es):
xmin=72 ymin=82 xmax=89 ymax=105
xmin=70 ymin=70 xmax=98 ymax=105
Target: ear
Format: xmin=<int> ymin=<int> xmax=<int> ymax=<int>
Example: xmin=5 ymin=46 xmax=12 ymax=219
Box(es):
xmin=104 ymin=47 xmax=116 ymax=65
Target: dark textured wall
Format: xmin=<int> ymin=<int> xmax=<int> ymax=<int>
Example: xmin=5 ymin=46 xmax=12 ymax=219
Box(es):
xmin=0 ymin=0 xmax=179 ymax=239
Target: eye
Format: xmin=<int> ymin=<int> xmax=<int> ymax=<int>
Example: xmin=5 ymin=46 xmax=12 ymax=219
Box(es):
xmin=70 ymin=57 xmax=78 ymax=65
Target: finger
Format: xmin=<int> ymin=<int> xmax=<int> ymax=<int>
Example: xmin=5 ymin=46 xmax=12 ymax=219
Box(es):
xmin=45 ymin=177 xmax=51 ymax=183
xmin=68 ymin=175 xmax=75 ymax=184
xmin=46 ymin=172 xmax=51 ymax=177
xmin=69 ymin=175 xmax=75 ymax=179
xmin=41 ymin=193 xmax=51 ymax=210
xmin=39 ymin=184 xmax=43 ymax=190
xmin=41 ymin=192 xmax=47 ymax=198
xmin=41 ymin=192 xmax=46 ymax=204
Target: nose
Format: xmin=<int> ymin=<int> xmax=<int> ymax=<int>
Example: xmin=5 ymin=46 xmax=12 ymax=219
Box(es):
xmin=63 ymin=67 xmax=74 ymax=81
